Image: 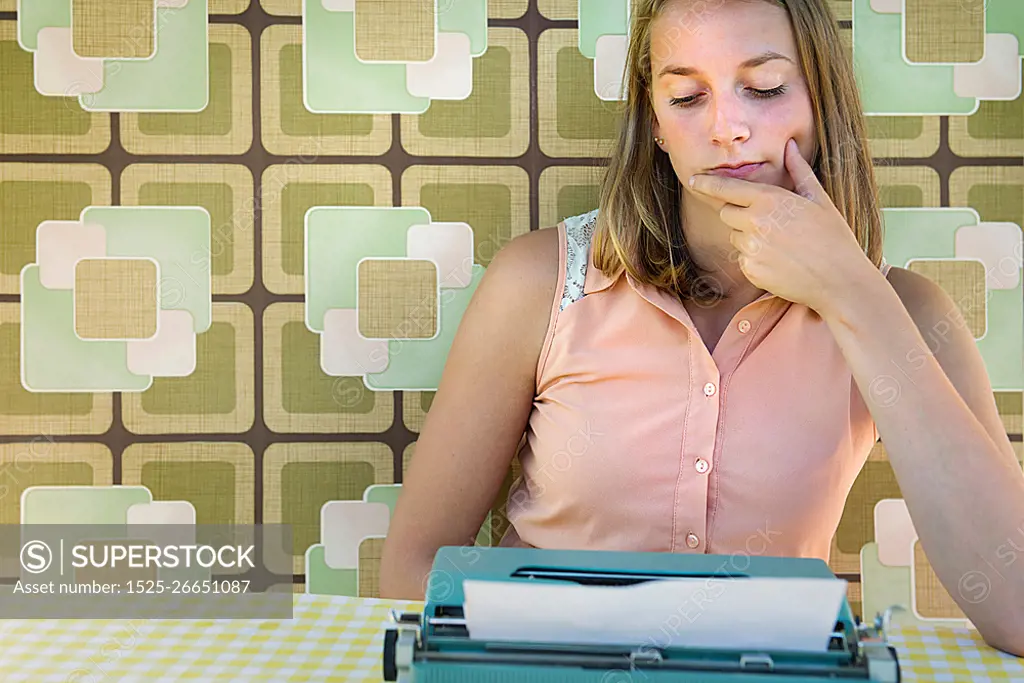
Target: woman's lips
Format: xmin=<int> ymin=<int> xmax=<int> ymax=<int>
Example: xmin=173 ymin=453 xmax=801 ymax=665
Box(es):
xmin=707 ymin=162 xmax=765 ymax=179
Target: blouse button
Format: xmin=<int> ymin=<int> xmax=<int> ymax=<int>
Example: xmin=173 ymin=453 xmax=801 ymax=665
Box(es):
xmin=738 ymin=319 xmax=751 ymax=333
xmin=686 ymin=533 xmax=700 ymax=549
xmin=695 ymin=458 xmax=709 ymax=474
xmin=703 ymin=382 xmax=716 ymax=396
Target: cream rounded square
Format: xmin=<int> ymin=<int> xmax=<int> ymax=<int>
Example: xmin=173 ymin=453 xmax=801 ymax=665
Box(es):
xmin=955 ymin=222 xmax=1023 ymax=290
xmin=320 ymin=500 xmax=390 ymax=570
xmin=406 ymin=222 xmax=475 ymax=289
xmin=953 ymin=34 xmax=1022 ymax=100
xmin=127 ymin=500 xmax=197 ymax=525
xmin=126 ymin=309 xmax=198 ymax=377
xmin=120 ymin=303 xmax=253 ymax=434
xmin=36 ymin=220 xmax=107 ymax=290
xmin=401 ymin=27 xmax=529 ymax=157
xmin=874 ymin=498 xmax=917 ymax=568
xmin=34 ymin=27 xmax=105 ymax=97
xmin=869 ymin=0 xmax=901 ymax=12
xmin=405 ymin=31 xmax=473 ymax=100
xmin=322 ymin=0 xmax=355 ymax=8
xmin=126 ymin=501 xmax=197 ymax=548
xmin=321 ymin=308 xmax=390 ymax=376
xmin=594 ymin=34 xmax=628 ymax=101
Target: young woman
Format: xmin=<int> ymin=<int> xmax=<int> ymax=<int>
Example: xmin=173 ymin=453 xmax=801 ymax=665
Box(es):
xmin=379 ymin=0 xmax=1024 ymax=656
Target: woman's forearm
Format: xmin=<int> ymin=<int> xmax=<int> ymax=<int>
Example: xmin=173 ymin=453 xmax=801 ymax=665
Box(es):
xmin=819 ymin=265 xmax=1024 ymax=656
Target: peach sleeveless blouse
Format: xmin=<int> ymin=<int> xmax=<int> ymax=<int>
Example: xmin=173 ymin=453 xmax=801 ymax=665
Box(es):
xmin=499 ymin=209 xmax=890 ymax=562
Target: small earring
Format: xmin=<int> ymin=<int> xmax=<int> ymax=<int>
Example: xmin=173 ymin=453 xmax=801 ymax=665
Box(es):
xmin=654 ymin=136 xmax=664 ymax=145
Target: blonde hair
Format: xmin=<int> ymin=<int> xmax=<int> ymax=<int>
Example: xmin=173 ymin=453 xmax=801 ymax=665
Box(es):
xmin=593 ymin=0 xmax=885 ymax=304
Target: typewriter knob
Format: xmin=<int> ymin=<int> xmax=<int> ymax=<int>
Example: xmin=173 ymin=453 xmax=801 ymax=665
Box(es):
xmin=383 ymin=628 xmax=398 ymax=681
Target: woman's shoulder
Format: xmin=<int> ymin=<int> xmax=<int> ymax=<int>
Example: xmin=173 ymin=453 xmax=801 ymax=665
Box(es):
xmin=491 ymin=225 xmax=561 ymax=283
xmin=882 ymin=264 xmax=964 ymax=326
xmin=477 ymin=225 xmax=563 ymax=320
xmin=482 ymin=209 xmax=602 ymax=318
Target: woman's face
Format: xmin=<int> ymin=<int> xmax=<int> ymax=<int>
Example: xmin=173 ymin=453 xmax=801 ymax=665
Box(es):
xmin=649 ymin=0 xmax=817 ymax=207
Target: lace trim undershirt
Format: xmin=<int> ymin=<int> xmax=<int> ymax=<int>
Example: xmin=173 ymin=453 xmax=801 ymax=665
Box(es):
xmin=559 ymin=208 xmax=599 ymax=312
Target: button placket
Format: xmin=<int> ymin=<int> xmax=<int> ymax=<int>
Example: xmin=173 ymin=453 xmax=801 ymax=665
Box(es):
xmin=675 ymin=304 xmax=771 ymax=555
xmin=674 ymin=353 xmax=717 ymax=553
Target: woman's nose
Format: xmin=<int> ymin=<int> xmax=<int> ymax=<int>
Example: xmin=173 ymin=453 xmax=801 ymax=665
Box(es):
xmin=709 ymin=91 xmax=752 ymax=145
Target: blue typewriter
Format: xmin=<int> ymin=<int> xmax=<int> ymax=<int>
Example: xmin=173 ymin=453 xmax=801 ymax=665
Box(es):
xmin=383 ymin=546 xmax=901 ymax=682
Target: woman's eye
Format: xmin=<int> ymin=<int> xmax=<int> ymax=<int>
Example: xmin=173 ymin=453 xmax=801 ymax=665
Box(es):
xmin=670 ymin=84 xmax=787 ymax=108
xmin=669 ymin=94 xmax=700 ymax=107
xmin=750 ymin=84 xmax=787 ymax=99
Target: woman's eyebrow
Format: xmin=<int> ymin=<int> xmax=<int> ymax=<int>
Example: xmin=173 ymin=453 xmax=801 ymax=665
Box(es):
xmin=657 ymin=50 xmax=794 ymax=79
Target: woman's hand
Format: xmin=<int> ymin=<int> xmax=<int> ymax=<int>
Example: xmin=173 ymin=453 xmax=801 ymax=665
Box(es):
xmin=688 ymin=138 xmax=874 ymax=315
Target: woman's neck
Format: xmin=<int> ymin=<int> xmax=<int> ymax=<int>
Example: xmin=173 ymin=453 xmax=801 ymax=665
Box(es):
xmin=680 ymin=194 xmax=767 ymax=306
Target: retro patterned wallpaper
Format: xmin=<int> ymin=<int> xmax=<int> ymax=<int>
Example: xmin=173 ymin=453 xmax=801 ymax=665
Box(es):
xmin=0 ymin=0 xmax=1021 ymax=625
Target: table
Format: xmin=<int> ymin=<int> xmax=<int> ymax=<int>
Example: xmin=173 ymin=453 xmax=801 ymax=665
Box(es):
xmin=0 ymin=594 xmax=1021 ymax=681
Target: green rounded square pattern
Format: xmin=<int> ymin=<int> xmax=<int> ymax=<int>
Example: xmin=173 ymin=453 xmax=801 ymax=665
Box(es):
xmin=305 ymin=206 xmax=429 ymax=332
xmin=416 ymin=47 xmax=512 ymax=138
xmin=0 ymin=40 xmax=93 ymax=137
xmin=80 ymin=0 xmax=210 ymax=112
xmin=136 ymin=44 xmax=233 ymax=137
xmin=281 ymin=321 xmax=377 ymax=415
xmin=141 ymin=322 xmax=236 ymax=415
xmin=556 ymin=47 xmax=620 ymax=140
xmin=302 ymin=0 xmax=428 ymax=114
xmin=557 ymin=185 xmax=601 ymax=223
xmin=279 ymin=45 xmax=374 ymax=138
xmin=418 ymin=183 xmax=510 ymax=267
xmin=0 ymin=463 xmax=93 ymax=524
xmin=305 ymin=544 xmax=358 ymax=596
xmin=0 ymin=180 xmax=92 ymax=278
xmin=0 ymin=325 xmax=93 ymax=415
xmin=282 ymin=184 xmax=376 ymax=277
xmin=140 ymin=460 xmax=237 ymax=526
xmin=281 ymin=461 xmax=376 ymax=556
xmin=137 ymin=182 xmax=235 ymax=276
xmin=22 ymin=265 xmax=151 ymax=392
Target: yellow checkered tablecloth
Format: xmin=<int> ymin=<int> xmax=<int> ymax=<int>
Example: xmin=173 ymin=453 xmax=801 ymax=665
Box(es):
xmin=0 ymin=594 xmax=1021 ymax=682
